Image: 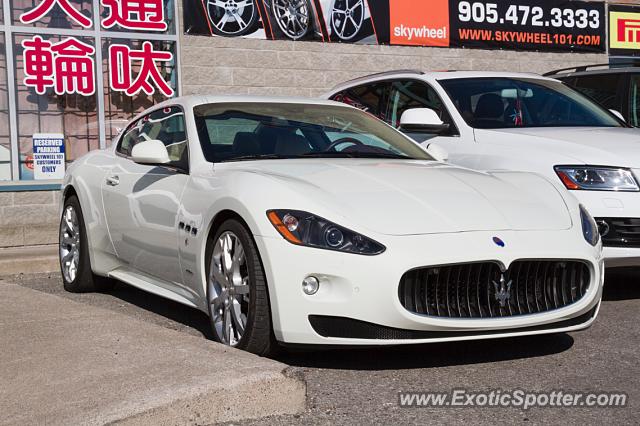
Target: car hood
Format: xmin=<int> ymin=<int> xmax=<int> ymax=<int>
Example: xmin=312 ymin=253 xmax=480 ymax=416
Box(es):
xmin=232 ymin=159 xmax=572 ymax=236
xmin=475 ymin=127 xmax=640 ymax=167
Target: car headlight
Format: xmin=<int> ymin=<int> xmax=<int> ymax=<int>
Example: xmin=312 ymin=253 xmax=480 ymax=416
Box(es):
xmin=267 ymin=210 xmax=385 ymax=255
xmin=555 ymin=166 xmax=639 ymax=191
xmin=579 ymin=204 xmax=599 ymax=246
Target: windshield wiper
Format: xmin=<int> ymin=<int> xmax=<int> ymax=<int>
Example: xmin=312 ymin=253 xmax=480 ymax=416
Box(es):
xmin=300 ymin=151 xmax=414 ymax=160
xmin=220 ymin=154 xmax=291 ymax=162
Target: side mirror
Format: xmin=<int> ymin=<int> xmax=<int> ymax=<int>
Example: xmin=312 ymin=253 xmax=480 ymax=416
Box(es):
xmin=131 ymin=140 xmax=170 ymax=165
xmin=425 ymin=143 xmax=449 ymax=162
xmin=400 ymin=108 xmax=450 ymax=134
xmin=610 ymin=109 xmax=626 ymax=122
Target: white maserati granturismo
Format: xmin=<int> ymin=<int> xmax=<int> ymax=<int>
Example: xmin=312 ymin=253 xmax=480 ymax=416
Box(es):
xmin=59 ymin=96 xmax=604 ymax=355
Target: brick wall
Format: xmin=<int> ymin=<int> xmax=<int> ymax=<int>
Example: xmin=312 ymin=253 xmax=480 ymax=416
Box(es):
xmin=0 ymin=191 xmax=59 ymax=248
xmin=179 ymin=36 xmax=608 ymax=98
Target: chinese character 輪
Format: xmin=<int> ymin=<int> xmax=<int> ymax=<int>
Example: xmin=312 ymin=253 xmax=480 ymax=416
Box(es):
xmin=22 ymin=36 xmax=96 ymax=96
xmin=109 ymin=41 xmax=174 ymax=97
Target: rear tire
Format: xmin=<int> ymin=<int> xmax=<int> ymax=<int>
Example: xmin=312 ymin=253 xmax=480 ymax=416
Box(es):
xmin=205 ymin=218 xmax=277 ymax=356
xmin=59 ymin=195 xmax=113 ymax=293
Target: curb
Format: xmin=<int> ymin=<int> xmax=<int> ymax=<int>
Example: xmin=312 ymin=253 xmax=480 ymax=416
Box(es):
xmin=0 ymin=283 xmax=306 ymax=425
xmin=0 ymin=245 xmax=59 ymax=275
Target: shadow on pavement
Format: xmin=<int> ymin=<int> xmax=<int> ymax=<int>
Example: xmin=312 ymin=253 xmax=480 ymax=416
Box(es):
xmin=603 ymin=269 xmax=640 ymax=301
xmin=276 ymin=333 xmax=574 ymax=370
xmin=105 ymin=281 xmax=215 ymax=339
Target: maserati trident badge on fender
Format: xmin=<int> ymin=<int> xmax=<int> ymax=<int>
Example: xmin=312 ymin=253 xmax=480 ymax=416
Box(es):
xmin=493 ymin=274 xmax=512 ymax=307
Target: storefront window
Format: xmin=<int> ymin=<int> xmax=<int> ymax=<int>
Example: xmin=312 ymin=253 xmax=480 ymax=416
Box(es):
xmin=99 ymin=0 xmax=176 ymax=35
xmin=11 ymin=0 xmax=94 ymax=29
xmin=0 ymin=0 xmax=179 ymax=182
xmin=0 ymin=34 xmax=11 ymax=181
xmin=13 ymin=33 xmax=99 ymax=178
xmin=102 ymin=38 xmax=177 ymax=142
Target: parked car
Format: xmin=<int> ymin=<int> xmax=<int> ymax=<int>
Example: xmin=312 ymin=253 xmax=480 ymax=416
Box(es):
xmin=59 ymin=95 xmax=603 ymax=354
xmin=545 ymin=63 xmax=640 ymax=127
xmin=325 ymin=70 xmax=640 ymax=267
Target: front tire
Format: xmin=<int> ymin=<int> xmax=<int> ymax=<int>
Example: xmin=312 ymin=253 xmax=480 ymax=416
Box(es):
xmin=59 ymin=195 xmax=112 ymax=293
xmin=205 ymin=219 xmax=277 ymax=355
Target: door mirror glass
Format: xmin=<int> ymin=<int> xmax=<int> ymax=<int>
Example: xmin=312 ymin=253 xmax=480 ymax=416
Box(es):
xmin=425 ymin=142 xmax=449 ymax=162
xmin=131 ymin=140 xmax=171 ymax=165
xmin=400 ymin=108 xmax=450 ymax=134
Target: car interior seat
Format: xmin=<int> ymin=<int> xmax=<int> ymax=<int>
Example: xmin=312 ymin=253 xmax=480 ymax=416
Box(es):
xmin=233 ymin=132 xmax=262 ymax=157
xmin=274 ymin=134 xmax=312 ymax=156
xmin=473 ymin=93 xmax=506 ymax=128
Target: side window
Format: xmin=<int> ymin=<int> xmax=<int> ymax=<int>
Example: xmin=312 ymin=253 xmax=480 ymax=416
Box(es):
xmin=117 ymin=119 xmax=144 ymax=157
xmin=388 ymin=80 xmax=458 ymax=136
xmin=117 ymin=106 xmax=189 ymax=171
xmin=331 ymin=82 xmax=391 ymax=123
xmin=571 ymin=74 xmax=622 ymax=111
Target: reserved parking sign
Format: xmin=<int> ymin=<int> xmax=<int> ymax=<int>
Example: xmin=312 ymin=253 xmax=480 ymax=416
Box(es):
xmin=32 ymin=133 xmax=65 ymax=180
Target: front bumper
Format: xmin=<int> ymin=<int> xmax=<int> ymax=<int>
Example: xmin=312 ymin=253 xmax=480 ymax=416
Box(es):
xmin=255 ymin=229 xmax=604 ymax=345
xmin=573 ymin=190 xmax=640 ymax=267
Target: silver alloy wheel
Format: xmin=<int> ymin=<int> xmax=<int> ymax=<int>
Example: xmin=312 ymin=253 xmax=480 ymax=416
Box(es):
xmin=208 ymin=231 xmax=251 ymax=346
xmin=207 ymin=0 xmax=256 ymax=36
xmin=272 ymin=0 xmax=310 ymax=40
xmin=331 ymin=0 xmax=364 ymax=41
xmin=59 ymin=205 xmax=81 ymax=283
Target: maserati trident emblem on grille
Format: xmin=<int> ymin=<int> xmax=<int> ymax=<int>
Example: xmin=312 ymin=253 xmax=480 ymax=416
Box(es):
xmin=493 ymin=274 xmax=512 ymax=307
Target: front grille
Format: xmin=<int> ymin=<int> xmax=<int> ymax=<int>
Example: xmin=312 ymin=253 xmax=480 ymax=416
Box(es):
xmin=596 ymin=217 xmax=640 ymax=248
xmin=399 ymin=261 xmax=590 ymax=318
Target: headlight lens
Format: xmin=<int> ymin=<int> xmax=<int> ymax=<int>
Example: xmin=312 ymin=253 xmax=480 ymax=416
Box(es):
xmin=579 ymin=204 xmax=599 ymax=246
xmin=555 ymin=166 xmax=639 ymax=191
xmin=267 ymin=210 xmax=386 ymax=255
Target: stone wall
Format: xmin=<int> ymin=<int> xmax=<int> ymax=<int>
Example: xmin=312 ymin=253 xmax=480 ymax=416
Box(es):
xmin=0 ymin=191 xmax=59 ymax=248
xmin=178 ymin=36 xmax=608 ymax=98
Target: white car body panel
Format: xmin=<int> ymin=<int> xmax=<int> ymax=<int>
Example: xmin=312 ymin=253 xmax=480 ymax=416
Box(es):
xmin=61 ymin=95 xmax=603 ymax=346
xmin=324 ymin=71 xmax=640 ymax=267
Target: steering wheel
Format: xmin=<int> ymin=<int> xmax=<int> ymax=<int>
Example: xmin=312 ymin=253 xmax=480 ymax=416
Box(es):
xmin=325 ymin=137 xmax=364 ymax=152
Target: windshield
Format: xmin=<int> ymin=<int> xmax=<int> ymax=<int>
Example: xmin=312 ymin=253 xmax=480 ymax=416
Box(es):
xmin=439 ymin=77 xmax=623 ymax=129
xmin=193 ymin=102 xmax=432 ymax=163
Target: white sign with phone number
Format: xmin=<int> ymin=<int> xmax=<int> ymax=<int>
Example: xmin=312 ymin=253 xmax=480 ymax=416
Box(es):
xmin=33 ymin=133 xmax=65 ymax=180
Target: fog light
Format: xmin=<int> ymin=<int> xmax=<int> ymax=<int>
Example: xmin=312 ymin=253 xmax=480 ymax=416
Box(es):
xmin=302 ymin=276 xmax=320 ymax=295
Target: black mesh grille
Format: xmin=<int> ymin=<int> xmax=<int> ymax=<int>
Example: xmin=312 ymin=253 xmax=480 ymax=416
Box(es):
xmin=596 ymin=217 xmax=640 ymax=248
xmin=398 ymin=261 xmax=590 ymax=318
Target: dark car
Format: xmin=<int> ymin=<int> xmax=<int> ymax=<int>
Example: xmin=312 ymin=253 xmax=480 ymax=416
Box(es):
xmin=545 ymin=63 xmax=640 ymax=127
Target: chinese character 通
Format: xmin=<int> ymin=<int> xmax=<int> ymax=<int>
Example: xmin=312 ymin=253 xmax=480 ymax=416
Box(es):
xmin=102 ymin=0 xmax=167 ymax=31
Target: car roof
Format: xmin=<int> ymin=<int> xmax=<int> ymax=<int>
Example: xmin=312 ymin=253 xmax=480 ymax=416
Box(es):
xmin=129 ymin=95 xmax=354 ymax=124
xmin=544 ymin=63 xmax=640 ymax=78
xmin=326 ymin=70 xmax=554 ymax=94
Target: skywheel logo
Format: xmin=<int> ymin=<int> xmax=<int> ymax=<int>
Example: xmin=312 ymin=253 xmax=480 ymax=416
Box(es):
xmin=390 ymin=0 xmax=450 ymax=47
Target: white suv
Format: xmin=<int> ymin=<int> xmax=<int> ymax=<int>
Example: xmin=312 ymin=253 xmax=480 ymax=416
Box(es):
xmin=324 ymin=70 xmax=640 ymax=267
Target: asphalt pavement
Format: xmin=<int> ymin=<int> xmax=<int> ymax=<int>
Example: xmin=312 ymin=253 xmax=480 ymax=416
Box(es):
xmin=3 ymin=269 xmax=639 ymax=425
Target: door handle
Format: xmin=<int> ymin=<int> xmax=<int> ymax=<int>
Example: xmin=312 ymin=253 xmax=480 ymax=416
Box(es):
xmin=105 ymin=175 xmax=120 ymax=187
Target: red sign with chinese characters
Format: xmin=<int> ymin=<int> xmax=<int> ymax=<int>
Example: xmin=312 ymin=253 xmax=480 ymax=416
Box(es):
xmin=23 ymin=36 xmax=96 ymax=96
xmin=20 ymin=0 xmax=173 ymax=97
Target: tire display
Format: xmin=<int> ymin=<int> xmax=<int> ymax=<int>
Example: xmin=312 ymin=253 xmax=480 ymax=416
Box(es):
xmin=271 ymin=0 xmax=312 ymax=40
xmin=330 ymin=0 xmax=365 ymax=41
xmin=206 ymin=0 xmax=260 ymax=37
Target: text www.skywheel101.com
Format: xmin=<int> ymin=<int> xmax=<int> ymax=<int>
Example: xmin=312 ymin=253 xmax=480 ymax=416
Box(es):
xmin=399 ymin=390 xmax=627 ymax=410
